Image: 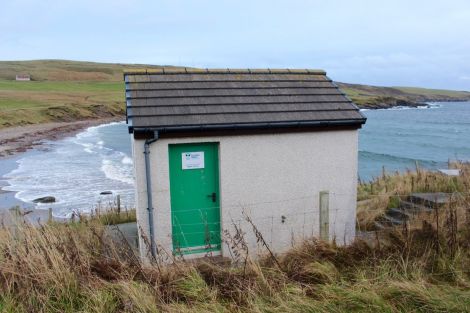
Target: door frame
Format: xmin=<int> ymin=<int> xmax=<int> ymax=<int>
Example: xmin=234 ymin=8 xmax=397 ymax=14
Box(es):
xmin=168 ymin=141 xmax=222 ymax=257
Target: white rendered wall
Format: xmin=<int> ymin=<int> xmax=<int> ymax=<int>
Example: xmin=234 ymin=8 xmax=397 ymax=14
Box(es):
xmin=132 ymin=130 xmax=359 ymax=261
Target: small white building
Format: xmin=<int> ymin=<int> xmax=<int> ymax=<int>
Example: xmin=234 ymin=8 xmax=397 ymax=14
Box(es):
xmin=15 ymin=74 xmax=31 ymax=81
xmin=124 ymin=68 xmax=366 ymax=261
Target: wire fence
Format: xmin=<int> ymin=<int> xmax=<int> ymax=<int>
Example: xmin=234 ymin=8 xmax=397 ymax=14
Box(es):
xmin=5 ymin=187 xmax=470 ymax=263
xmin=139 ymin=189 xmax=470 ymax=258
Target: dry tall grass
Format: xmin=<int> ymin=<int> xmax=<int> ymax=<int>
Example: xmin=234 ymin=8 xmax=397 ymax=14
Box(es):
xmin=357 ymin=161 xmax=470 ymax=229
xmin=1 ymin=197 xmax=470 ymax=313
xmin=0 ymin=163 xmax=469 ymax=312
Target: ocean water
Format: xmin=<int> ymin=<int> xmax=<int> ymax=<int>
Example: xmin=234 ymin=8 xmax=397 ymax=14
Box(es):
xmin=1 ymin=102 xmax=469 ymax=217
xmin=2 ymin=122 xmax=134 ymax=217
xmin=359 ymin=102 xmax=470 ymax=180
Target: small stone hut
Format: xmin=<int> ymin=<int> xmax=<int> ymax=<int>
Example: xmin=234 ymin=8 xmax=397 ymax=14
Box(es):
xmin=15 ymin=74 xmax=31 ymax=81
xmin=124 ymin=68 xmax=366 ymax=260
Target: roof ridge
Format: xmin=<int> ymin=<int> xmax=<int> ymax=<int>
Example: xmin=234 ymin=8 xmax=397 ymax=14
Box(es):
xmin=124 ymin=68 xmax=327 ymax=75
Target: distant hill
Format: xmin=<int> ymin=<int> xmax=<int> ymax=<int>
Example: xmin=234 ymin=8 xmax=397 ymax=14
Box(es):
xmin=0 ymin=60 xmax=469 ymax=128
xmin=0 ymin=60 xmax=182 ymax=128
xmin=0 ymin=60 xmax=172 ymax=81
xmin=337 ymin=82 xmax=470 ymax=109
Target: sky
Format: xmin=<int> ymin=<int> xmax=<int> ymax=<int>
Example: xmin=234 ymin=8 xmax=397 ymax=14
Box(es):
xmin=1 ymin=0 xmax=470 ymax=90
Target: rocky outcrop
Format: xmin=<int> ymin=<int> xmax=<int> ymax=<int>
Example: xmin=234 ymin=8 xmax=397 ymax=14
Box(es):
xmin=358 ymin=97 xmax=427 ymax=109
xmin=33 ymin=196 xmax=56 ymax=203
xmin=336 ymin=82 xmax=470 ymax=110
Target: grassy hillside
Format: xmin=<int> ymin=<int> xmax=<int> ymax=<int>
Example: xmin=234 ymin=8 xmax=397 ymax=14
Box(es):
xmin=0 ymin=80 xmax=124 ymax=127
xmin=0 ymin=80 xmax=123 ymax=127
xmin=0 ymin=60 xmax=179 ymax=128
xmin=0 ymin=60 xmax=166 ymax=82
xmin=337 ymin=82 xmax=470 ymax=108
xmin=1 ymin=60 xmax=469 ymax=128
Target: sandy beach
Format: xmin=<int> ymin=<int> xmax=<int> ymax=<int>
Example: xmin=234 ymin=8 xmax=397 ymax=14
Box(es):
xmin=0 ymin=117 xmax=125 ymax=217
xmin=0 ymin=117 xmax=124 ymax=159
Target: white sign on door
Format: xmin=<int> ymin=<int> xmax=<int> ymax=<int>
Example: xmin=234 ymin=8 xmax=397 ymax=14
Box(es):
xmin=182 ymin=151 xmax=205 ymax=169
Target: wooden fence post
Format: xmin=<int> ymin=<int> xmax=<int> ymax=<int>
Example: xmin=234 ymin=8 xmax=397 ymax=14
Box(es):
xmin=319 ymin=191 xmax=330 ymax=241
xmin=117 ymin=195 xmax=121 ymax=214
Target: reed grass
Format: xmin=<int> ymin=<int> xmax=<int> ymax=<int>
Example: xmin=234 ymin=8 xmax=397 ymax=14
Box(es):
xmin=0 ymin=163 xmax=469 ymax=312
xmin=357 ymin=161 xmax=470 ymax=230
xmin=90 ymin=207 xmax=137 ymax=225
xmin=1 ymin=196 xmax=470 ymax=312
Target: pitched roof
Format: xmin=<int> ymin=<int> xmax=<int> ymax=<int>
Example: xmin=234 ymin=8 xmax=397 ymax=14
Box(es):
xmin=124 ymin=68 xmax=366 ymax=135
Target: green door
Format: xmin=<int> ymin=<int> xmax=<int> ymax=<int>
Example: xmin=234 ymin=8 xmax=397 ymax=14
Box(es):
xmin=168 ymin=142 xmax=221 ymax=255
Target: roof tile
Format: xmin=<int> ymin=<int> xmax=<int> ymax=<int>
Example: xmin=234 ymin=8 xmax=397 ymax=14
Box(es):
xmin=124 ymin=69 xmax=366 ymax=132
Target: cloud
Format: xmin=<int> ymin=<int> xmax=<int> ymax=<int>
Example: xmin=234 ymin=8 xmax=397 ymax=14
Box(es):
xmin=1 ymin=0 xmax=470 ymax=90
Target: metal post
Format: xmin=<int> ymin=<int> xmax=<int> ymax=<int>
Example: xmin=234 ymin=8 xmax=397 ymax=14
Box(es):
xmin=319 ymin=191 xmax=329 ymax=241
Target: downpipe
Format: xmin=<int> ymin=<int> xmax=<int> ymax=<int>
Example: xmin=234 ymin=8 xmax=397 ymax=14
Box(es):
xmin=143 ymin=131 xmax=159 ymax=259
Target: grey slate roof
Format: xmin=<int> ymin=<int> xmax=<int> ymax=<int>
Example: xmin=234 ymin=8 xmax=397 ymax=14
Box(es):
xmin=124 ymin=68 xmax=366 ymax=134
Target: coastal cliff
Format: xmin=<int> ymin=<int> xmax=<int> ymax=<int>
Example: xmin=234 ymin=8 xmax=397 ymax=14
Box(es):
xmin=1 ymin=60 xmax=469 ymax=130
xmin=337 ymin=82 xmax=470 ymax=109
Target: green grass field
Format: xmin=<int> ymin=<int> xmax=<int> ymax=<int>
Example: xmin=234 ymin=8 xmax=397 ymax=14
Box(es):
xmin=337 ymin=82 xmax=470 ymax=108
xmin=0 ymin=80 xmax=122 ymax=92
xmin=0 ymin=60 xmax=182 ymax=128
xmin=0 ymin=59 xmax=166 ymax=82
xmin=0 ymin=80 xmax=125 ymax=127
xmin=0 ymin=60 xmax=469 ymax=128
xmin=394 ymin=86 xmax=470 ymax=98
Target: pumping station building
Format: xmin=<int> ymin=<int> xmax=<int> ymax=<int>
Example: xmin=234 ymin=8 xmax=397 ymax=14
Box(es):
xmin=124 ymin=68 xmax=366 ymax=260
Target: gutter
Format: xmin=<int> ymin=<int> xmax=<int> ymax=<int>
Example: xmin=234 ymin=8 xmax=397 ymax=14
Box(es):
xmin=129 ymin=119 xmax=366 ymax=135
xmin=143 ymin=131 xmax=159 ymax=259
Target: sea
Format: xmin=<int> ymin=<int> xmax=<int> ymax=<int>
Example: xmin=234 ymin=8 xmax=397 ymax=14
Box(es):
xmin=1 ymin=101 xmax=469 ymax=218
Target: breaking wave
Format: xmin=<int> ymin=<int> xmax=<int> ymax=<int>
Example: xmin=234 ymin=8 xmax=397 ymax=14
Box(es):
xmin=3 ymin=121 xmax=134 ymax=218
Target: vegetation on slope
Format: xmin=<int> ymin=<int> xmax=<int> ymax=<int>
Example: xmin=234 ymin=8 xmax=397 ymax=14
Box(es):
xmin=357 ymin=162 xmax=470 ymax=230
xmin=0 ymin=81 xmax=124 ymax=127
xmin=0 ymin=60 xmax=178 ymax=128
xmin=0 ymin=60 xmax=166 ymax=82
xmin=337 ymin=82 xmax=470 ymax=109
xmin=0 ymin=159 xmax=468 ymax=312
xmin=1 ymin=196 xmax=470 ymax=312
xmin=1 ymin=60 xmax=469 ymax=128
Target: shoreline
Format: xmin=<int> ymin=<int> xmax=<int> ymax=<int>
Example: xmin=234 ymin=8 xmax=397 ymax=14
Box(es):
xmin=355 ymin=98 xmax=470 ymax=110
xmin=0 ymin=116 xmax=124 ymax=159
xmin=359 ymin=102 xmax=441 ymax=112
xmin=0 ymin=116 xmax=124 ymax=213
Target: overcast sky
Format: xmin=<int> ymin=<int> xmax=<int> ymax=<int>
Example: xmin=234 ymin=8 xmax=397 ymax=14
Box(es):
xmin=2 ymin=0 xmax=470 ymax=90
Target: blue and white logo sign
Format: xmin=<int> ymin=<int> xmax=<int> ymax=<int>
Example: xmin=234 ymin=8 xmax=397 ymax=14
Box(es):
xmin=181 ymin=151 xmax=205 ymax=169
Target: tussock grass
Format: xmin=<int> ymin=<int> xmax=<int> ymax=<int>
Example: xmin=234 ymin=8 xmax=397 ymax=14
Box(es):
xmin=0 ymin=163 xmax=469 ymax=312
xmin=357 ymin=161 xmax=470 ymax=230
xmin=1 ymin=198 xmax=470 ymax=312
xmin=90 ymin=207 xmax=137 ymax=225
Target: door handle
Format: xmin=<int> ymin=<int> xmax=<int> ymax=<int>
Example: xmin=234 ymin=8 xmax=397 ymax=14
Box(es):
xmin=207 ymin=192 xmax=216 ymax=203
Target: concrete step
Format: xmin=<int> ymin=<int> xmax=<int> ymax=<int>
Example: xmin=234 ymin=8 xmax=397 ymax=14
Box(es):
xmin=386 ymin=207 xmax=413 ymax=220
xmin=374 ymin=221 xmax=386 ymax=230
xmin=399 ymin=200 xmax=433 ymax=213
xmin=408 ymin=193 xmax=452 ymax=207
xmin=105 ymin=222 xmax=139 ymax=252
xmin=378 ymin=214 xmax=403 ymax=226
